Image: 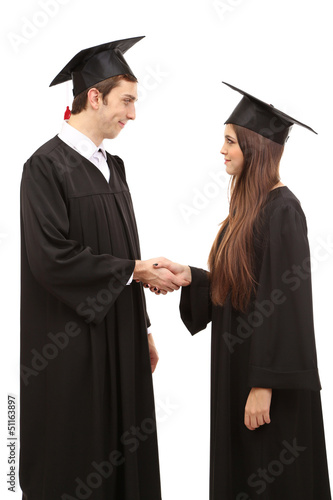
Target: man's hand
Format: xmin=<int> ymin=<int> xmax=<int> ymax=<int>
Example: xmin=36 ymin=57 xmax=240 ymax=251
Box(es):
xmin=147 ymin=333 xmax=159 ymax=373
xmin=134 ymin=257 xmax=190 ymax=293
xmin=244 ymin=387 xmax=272 ymax=431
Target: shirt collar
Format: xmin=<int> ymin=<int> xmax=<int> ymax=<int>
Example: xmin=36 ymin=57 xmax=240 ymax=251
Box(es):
xmin=58 ymin=121 xmax=107 ymax=161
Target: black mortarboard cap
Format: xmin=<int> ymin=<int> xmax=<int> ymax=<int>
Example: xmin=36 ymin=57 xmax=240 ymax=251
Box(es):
xmin=223 ymin=82 xmax=317 ymax=144
xmin=50 ymin=36 xmax=144 ymax=98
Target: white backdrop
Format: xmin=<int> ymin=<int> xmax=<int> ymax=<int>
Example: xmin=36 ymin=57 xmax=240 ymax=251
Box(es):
xmin=1 ymin=0 xmax=332 ymax=498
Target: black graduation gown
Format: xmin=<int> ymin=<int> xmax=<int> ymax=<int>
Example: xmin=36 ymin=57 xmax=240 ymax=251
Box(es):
xmin=20 ymin=136 xmax=161 ymax=500
xmin=180 ymin=186 xmax=331 ymax=500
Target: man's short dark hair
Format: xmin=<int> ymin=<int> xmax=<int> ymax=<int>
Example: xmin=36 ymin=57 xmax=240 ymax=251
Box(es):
xmin=71 ymin=74 xmax=138 ymax=115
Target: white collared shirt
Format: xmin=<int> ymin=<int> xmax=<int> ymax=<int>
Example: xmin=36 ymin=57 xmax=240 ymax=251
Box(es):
xmin=58 ymin=121 xmax=110 ymax=182
xmin=58 ymin=122 xmax=151 ymax=333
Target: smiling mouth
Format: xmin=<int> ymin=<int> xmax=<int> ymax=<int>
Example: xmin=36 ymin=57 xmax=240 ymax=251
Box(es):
xmin=119 ymin=121 xmax=125 ymax=128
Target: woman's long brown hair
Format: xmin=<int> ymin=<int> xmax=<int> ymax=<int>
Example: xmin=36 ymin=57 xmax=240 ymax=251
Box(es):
xmin=208 ymin=125 xmax=284 ymax=312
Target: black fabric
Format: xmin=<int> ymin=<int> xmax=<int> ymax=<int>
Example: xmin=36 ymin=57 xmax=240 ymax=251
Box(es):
xmin=180 ymin=186 xmax=331 ymax=499
xmin=223 ymin=82 xmax=317 ymax=144
xmin=20 ymin=136 xmax=161 ymax=500
xmin=49 ymin=36 xmax=144 ymax=97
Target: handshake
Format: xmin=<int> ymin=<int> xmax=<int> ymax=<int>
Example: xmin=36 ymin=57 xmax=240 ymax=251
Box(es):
xmin=133 ymin=257 xmax=192 ymax=295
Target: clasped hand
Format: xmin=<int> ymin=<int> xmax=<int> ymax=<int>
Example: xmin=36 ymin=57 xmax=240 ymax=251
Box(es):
xmin=133 ymin=257 xmax=191 ymax=294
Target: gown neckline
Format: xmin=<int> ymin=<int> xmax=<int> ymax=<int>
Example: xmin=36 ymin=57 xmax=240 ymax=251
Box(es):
xmin=55 ymin=134 xmax=112 ymax=189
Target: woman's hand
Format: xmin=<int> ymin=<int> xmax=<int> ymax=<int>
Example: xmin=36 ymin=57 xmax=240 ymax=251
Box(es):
xmin=244 ymin=387 xmax=272 ymax=431
xmin=140 ymin=258 xmax=192 ymax=295
xmin=151 ymin=258 xmax=192 ymax=293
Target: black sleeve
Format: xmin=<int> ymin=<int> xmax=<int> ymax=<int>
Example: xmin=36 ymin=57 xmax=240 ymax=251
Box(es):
xmin=141 ymin=287 xmax=151 ymax=330
xmin=180 ymin=266 xmax=212 ymax=335
xmin=21 ymin=154 xmax=135 ymax=326
xmin=248 ymin=203 xmax=321 ymax=391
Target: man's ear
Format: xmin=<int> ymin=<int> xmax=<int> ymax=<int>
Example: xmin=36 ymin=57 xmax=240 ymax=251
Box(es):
xmin=86 ymin=88 xmax=100 ymax=110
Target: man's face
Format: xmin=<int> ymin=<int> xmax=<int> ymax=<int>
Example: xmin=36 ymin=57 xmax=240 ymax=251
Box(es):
xmin=97 ymin=79 xmax=138 ymax=139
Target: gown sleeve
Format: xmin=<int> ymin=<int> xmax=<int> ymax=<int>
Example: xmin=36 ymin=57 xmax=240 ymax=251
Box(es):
xmin=248 ymin=203 xmax=321 ymax=391
xmin=180 ymin=266 xmax=212 ymax=335
xmin=111 ymin=154 xmax=151 ymax=331
xmin=21 ymin=153 xmax=135 ymax=326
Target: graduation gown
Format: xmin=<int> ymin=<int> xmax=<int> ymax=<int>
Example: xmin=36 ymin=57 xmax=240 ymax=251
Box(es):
xmin=180 ymin=186 xmax=331 ymax=500
xmin=20 ymin=136 xmax=161 ymax=500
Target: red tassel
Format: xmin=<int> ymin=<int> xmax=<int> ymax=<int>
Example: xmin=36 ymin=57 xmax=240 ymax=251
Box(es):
xmin=64 ymin=106 xmax=71 ymax=120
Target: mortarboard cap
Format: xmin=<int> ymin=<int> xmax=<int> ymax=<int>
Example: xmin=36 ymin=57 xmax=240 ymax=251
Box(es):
xmin=50 ymin=36 xmax=145 ymax=98
xmin=223 ymin=82 xmax=317 ymax=145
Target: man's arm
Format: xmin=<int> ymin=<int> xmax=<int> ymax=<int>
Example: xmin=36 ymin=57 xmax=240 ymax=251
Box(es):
xmin=21 ymin=156 xmax=184 ymax=325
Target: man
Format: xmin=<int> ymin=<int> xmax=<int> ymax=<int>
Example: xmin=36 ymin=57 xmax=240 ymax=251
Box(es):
xmin=20 ymin=36 xmax=186 ymax=500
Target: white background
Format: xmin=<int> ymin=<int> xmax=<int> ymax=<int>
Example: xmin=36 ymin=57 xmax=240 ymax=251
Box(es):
xmin=1 ymin=0 xmax=332 ymax=498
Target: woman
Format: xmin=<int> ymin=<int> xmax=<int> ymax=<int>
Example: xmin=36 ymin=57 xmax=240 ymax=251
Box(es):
xmin=152 ymin=83 xmax=331 ymax=499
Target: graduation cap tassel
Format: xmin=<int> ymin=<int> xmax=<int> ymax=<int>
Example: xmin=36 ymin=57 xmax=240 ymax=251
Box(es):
xmin=64 ymin=106 xmax=71 ymax=120
xmin=63 ymin=81 xmax=72 ymax=120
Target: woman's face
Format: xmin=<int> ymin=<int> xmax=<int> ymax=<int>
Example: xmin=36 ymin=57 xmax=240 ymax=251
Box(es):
xmin=220 ymin=124 xmax=244 ymax=176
